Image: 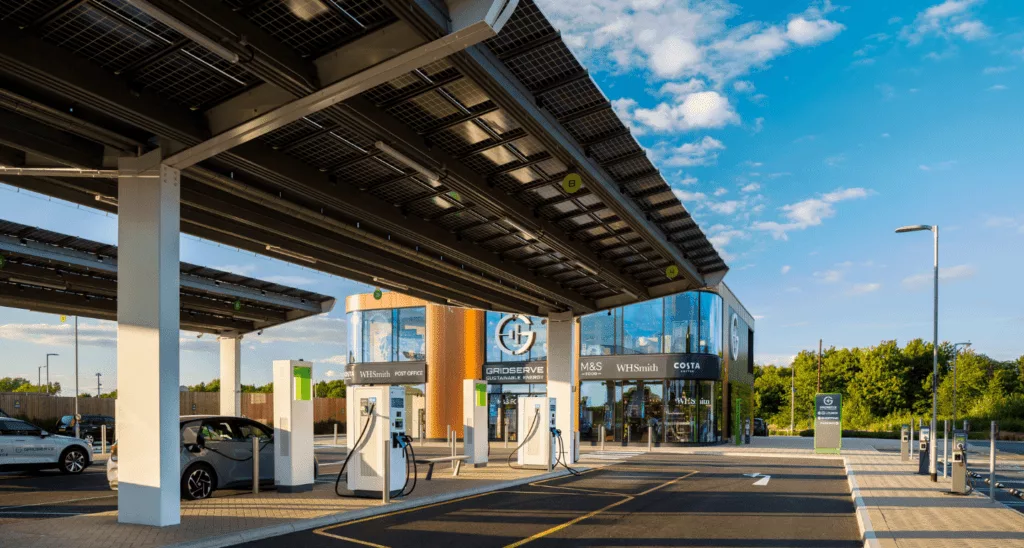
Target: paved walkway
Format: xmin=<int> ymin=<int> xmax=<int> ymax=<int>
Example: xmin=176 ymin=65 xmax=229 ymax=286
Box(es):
xmin=647 ymin=436 xmax=1024 ymax=547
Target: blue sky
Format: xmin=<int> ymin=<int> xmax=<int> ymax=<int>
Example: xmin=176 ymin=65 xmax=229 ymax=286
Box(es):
xmin=1 ymin=0 xmax=1023 ymax=392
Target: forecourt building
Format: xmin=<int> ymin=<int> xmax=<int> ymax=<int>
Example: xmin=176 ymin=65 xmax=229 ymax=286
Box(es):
xmin=345 ymin=284 xmax=754 ymax=445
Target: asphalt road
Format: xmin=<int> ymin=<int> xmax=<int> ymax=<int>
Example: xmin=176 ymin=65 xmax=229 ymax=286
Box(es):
xmin=241 ymin=453 xmax=861 ymax=548
xmin=0 ymin=465 xmax=115 ymax=525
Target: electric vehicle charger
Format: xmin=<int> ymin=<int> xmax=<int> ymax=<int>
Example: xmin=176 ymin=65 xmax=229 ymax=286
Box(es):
xmin=507 ymin=410 xmax=542 ymax=470
xmin=333 ymin=404 xmax=418 ymax=499
xmin=553 ymin=428 xmax=582 ymax=476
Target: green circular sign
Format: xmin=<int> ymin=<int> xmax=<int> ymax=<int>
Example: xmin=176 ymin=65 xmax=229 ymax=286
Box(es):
xmin=562 ymin=173 xmax=583 ymax=194
xmin=665 ymin=265 xmax=679 ymax=280
xmin=233 ymin=299 xmax=242 ymax=311
xmin=373 ymin=288 xmax=383 ymax=300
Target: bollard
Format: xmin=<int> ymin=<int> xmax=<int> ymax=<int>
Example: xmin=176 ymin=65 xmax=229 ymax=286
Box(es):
xmin=252 ymin=436 xmax=260 ymax=494
xmin=600 ymin=425 xmax=605 ymax=452
xmin=647 ymin=426 xmax=653 ymax=452
xmin=943 ymin=420 xmax=949 ymax=478
xmin=626 ymin=427 xmax=630 ymax=446
xmin=504 ymin=418 xmax=509 ymax=449
xmin=447 ymin=424 xmax=451 ymax=443
xmin=383 ymin=420 xmax=391 ymax=504
xmin=101 ymin=424 xmax=107 ymax=454
xmin=990 ymin=421 xmax=997 ymax=501
xmin=450 ymin=430 xmax=457 ymax=469
xmin=910 ymin=420 xmax=914 ymax=460
xmin=333 ymin=423 xmax=338 ymax=446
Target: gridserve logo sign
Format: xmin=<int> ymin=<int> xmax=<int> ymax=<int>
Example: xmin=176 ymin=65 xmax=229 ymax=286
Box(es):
xmin=730 ymin=313 xmax=741 ymax=362
xmin=495 ymin=314 xmax=536 ymax=356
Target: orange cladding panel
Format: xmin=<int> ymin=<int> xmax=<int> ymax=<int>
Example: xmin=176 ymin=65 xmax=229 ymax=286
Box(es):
xmin=425 ymin=305 xmax=484 ymax=439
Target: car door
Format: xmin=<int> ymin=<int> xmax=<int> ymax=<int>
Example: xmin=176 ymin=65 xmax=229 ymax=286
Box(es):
xmin=3 ymin=420 xmax=55 ymax=466
xmin=199 ymin=419 xmax=248 ymax=487
xmin=234 ymin=419 xmax=274 ymax=483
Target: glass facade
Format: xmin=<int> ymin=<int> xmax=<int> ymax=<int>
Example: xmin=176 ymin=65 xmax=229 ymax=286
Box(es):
xmin=347 ymin=306 xmax=426 ymax=364
xmin=487 ymin=383 xmax=547 ymax=441
xmin=580 ymin=291 xmax=723 ymax=356
xmin=579 ymin=290 xmax=725 ymax=445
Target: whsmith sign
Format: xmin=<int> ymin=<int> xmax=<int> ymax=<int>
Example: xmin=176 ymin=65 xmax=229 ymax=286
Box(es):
xmin=483 ymin=361 xmax=546 ymax=384
xmin=344 ymin=361 xmax=427 ymax=385
xmin=578 ymin=354 xmax=721 ymax=381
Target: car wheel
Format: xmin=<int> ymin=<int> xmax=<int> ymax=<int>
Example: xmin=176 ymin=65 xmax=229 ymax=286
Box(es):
xmin=84 ymin=434 xmax=94 ymax=446
xmin=60 ymin=447 xmax=88 ymax=474
xmin=181 ymin=464 xmax=216 ymax=501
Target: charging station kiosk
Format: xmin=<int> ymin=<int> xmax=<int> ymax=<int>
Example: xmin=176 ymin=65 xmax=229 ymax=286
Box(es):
xmin=951 ymin=430 xmax=969 ymax=494
xmin=516 ymin=396 xmax=556 ymax=470
xmin=273 ymin=360 xmax=314 ymax=493
xmin=918 ymin=427 xmax=931 ymax=475
xmin=346 ymin=385 xmax=407 ymax=498
xmin=900 ymin=425 xmax=910 ymax=462
xmin=463 ymin=380 xmax=488 ymax=467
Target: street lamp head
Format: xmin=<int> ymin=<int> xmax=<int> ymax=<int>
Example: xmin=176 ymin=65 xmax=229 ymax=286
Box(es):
xmin=895 ymin=224 xmax=933 ymax=233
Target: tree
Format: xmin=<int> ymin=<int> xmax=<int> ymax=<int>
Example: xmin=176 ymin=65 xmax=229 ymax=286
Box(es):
xmin=12 ymin=381 xmax=61 ymax=395
xmin=188 ymin=379 xmax=220 ymax=392
xmin=315 ymin=380 xmax=346 ymax=398
xmin=242 ymin=383 xmax=273 ymax=393
xmin=848 ymin=341 xmax=909 ymax=418
xmin=0 ymin=377 xmax=32 ymax=392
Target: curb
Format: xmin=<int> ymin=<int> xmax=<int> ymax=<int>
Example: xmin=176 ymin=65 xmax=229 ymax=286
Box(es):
xmin=164 ymin=468 xmax=575 ymax=548
xmin=844 ymin=457 xmax=881 ymax=548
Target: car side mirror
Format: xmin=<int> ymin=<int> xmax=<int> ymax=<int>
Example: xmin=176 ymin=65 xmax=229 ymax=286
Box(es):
xmin=39 ymin=431 xmax=49 ymax=438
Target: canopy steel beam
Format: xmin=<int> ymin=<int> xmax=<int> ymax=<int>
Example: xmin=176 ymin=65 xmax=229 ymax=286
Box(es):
xmin=162 ymin=0 xmax=520 ymax=169
xmin=0 ymin=108 xmax=105 ymax=168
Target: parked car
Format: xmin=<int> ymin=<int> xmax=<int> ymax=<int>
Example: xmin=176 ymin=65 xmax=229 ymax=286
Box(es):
xmin=107 ymin=415 xmax=317 ymax=501
xmin=0 ymin=409 xmax=8 ymax=418
xmin=753 ymin=418 xmax=768 ymax=437
xmin=55 ymin=414 xmax=115 ymax=446
xmin=0 ymin=416 xmax=92 ymax=473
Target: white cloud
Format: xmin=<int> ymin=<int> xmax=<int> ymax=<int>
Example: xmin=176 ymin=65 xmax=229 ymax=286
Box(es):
xmin=901 ymin=0 xmax=988 ymax=45
xmin=825 ymin=153 xmax=846 ymax=166
xmin=982 ymin=66 xmax=1014 ymax=75
xmin=919 ymin=160 xmax=957 ymax=171
xmin=654 ymin=136 xmax=726 ymax=167
xmin=263 ymin=275 xmax=316 ymax=287
xmin=254 ymin=315 xmax=346 ymax=346
xmin=786 ymin=17 xmax=845 ymax=45
xmin=536 ymin=0 xmax=845 ymax=85
xmin=673 ymin=189 xmax=707 ymax=203
xmin=211 ymin=264 xmax=259 ymax=276
xmin=705 ymin=225 xmax=748 ymax=261
xmin=323 ymin=369 xmax=340 ymax=378
xmin=676 ymin=174 xmax=699 ymax=185
xmin=0 ymin=321 xmax=115 ymax=348
xmin=814 ymin=269 xmax=843 ymax=283
xmin=888 ymin=16 xmax=903 ymax=25
xmin=781 ymin=265 xmax=791 ymax=274
xmin=985 ymin=216 xmax=1024 ymax=233
xmin=881 ymin=132 xmax=890 ymax=138
xmin=623 ymin=90 xmax=740 ymax=133
xmin=757 ymin=354 xmax=797 ymax=367
xmin=713 ymin=187 xmax=729 ymax=197
xmin=752 ymin=187 xmax=872 ymax=240
xmin=707 ymin=200 xmax=744 ymax=215
xmin=733 ymin=80 xmax=755 ymax=93
xmin=988 ymin=84 xmax=1008 ymax=91
xmin=315 ymin=355 xmax=348 ymax=365
xmin=902 ymin=264 xmax=977 ymax=290
xmin=849 ymin=282 xmax=882 ymax=295
xmin=741 ymin=183 xmax=760 ymax=192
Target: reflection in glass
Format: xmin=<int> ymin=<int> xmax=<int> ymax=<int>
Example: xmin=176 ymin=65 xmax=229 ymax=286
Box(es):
xmin=486 ymin=383 xmax=546 ymax=441
xmin=665 ymin=380 xmax=696 ymax=443
xmin=665 ymin=292 xmax=699 ymax=353
xmin=621 ymin=299 xmax=663 ymax=354
xmin=348 ymin=311 xmax=362 ymax=364
xmin=620 ymin=381 xmax=663 ymax=443
xmin=397 ymin=307 xmax=426 ymax=361
xmin=579 ymin=381 xmax=612 ymax=442
xmin=581 ymin=310 xmax=617 ymax=356
xmin=485 ymin=312 xmax=548 ymax=362
xmin=362 ymin=309 xmax=392 ymax=362
xmin=699 ymin=292 xmax=723 ymax=356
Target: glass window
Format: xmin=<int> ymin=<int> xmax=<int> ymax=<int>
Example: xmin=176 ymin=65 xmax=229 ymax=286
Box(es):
xmin=581 ymin=310 xmax=617 ymax=356
xmin=579 ymin=381 xmax=612 ymax=443
xmin=235 ymin=420 xmax=272 ymax=441
xmin=397 ymin=307 xmax=426 ymax=361
xmin=699 ymin=292 xmax=723 ymax=356
xmin=0 ymin=420 xmax=40 ymax=435
xmin=362 ymin=309 xmax=393 ymax=362
xmin=348 ymin=311 xmax=363 ymax=364
xmin=664 ymin=292 xmax=700 ymax=353
xmin=200 ymin=420 xmax=239 ymax=442
xmin=621 ymin=299 xmax=663 ymax=354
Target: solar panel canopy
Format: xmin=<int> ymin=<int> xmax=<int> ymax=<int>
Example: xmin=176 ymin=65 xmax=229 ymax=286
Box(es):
xmin=0 ymin=0 xmax=727 ymax=316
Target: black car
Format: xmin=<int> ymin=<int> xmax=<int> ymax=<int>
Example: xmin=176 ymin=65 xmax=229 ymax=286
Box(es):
xmin=753 ymin=418 xmax=768 ymax=437
xmin=55 ymin=414 xmax=115 ymax=445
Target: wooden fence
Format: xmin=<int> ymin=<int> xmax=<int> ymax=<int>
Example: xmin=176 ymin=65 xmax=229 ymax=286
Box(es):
xmin=0 ymin=392 xmax=345 ymax=431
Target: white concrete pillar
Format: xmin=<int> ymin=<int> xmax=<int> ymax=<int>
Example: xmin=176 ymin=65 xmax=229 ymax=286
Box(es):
xmin=219 ymin=337 xmax=241 ymax=416
xmin=116 ymin=149 xmax=181 ymax=526
xmin=547 ymin=311 xmax=577 ymax=464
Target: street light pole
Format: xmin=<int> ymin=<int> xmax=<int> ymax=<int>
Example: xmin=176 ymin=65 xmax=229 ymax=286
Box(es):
xmin=45 ymin=353 xmax=58 ymax=396
xmin=951 ymin=342 xmax=971 ymax=430
xmin=896 ymin=224 xmax=939 ymax=482
xmin=74 ymin=316 xmax=80 ymax=438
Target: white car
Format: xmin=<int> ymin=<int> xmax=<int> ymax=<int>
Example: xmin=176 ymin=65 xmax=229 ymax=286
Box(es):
xmin=0 ymin=416 xmax=92 ymax=474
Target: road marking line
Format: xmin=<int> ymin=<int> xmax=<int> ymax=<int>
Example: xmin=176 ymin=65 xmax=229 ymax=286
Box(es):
xmin=507 ymin=470 xmax=699 ymax=548
xmin=0 ymin=511 xmax=84 ymax=516
xmin=314 ymin=529 xmax=390 ymax=548
xmin=314 ymin=492 xmax=496 ymax=535
xmin=753 ymin=475 xmax=771 ymax=486
xmin=0 ymin=494 xmax=116 ymax=510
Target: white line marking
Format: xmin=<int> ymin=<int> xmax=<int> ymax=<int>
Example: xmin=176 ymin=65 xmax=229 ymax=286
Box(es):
xmin=0 ymin=494 xmax=116 ymax=510
xmin=0 ymin=511 xmax=84 ymax=516
xmin=753 ymin=475 xmax=771 ymax=486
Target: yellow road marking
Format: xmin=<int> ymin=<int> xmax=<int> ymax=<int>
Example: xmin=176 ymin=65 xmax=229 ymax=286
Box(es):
xmin=503 ymin=470 xmax=699 ymax=548
xmin=313 ymin=529 xmax=390 ymax=548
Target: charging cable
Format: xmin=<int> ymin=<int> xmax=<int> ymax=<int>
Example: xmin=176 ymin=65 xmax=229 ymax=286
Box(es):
xmin=554 ymin=429 xmax=582 ymax=476
xmin=507 ymin=410 xmax=541 ymax=470
xmin=334 ymin=403 xmax=376 ymax=497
